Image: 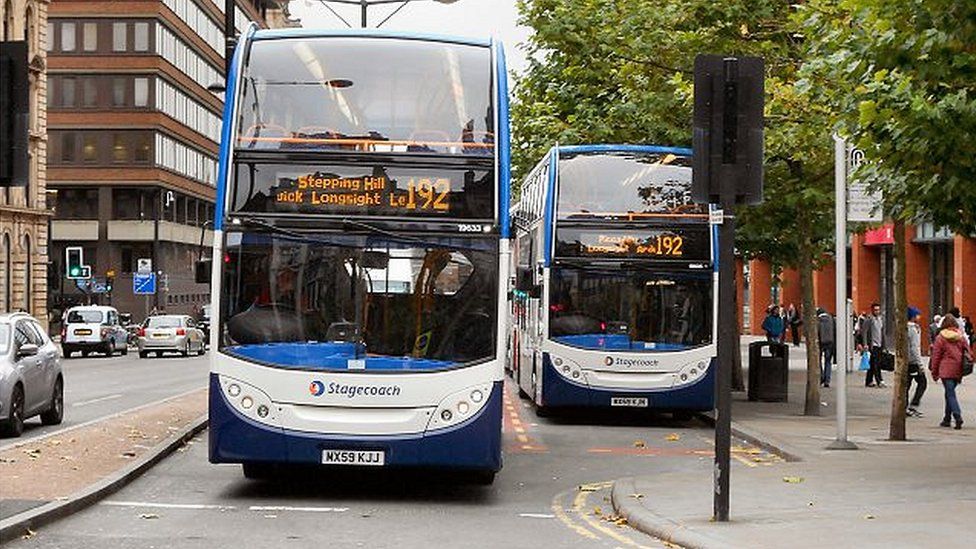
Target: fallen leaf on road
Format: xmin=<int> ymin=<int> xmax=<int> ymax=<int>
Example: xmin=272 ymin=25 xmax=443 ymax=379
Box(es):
xmin=665 ymin=433 xmax=680 ymax=442
xmin=864 ymin=514 xmax=875 ymax=520
xmin=47 ymin=439 xmax=63 ymax=446
xmin=21 ymin=529 xmax=35 ymax=540
xmin=782 ymin=476 xmax=804 ymax=484
xmin=578 ymin=484 xmax=600 ymax=492
xmin=121 ymin=451 xmax=137 ymax=458
xmin=592 ymin=506 xmax=603 ymax=516
xmin=140 ymin=513 xmax=159 ymax=520
xmin=629 ymin=493 xmax=645 ymax=500
xmin=633 ymin=439 xmax=646 ymax=448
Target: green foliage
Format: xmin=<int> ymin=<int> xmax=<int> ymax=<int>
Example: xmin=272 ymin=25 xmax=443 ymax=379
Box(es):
xmin=511 ymin=0 xmax=835 ymax=268
xmin=799 ymin=0 xmax=976 ymax=233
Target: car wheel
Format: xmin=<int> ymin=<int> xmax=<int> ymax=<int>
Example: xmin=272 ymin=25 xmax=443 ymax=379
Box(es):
xmin=139 ymin=350 xmax=149 ymax=359
xmin=197 ymin=342 xmax=206 ymax=356
xmin=1 ymin=385 xmax=25 ymax=437
xmin=40 ymin=378 xmax=65 ymax=426
xmin=120 ymin=338 xmax=128 ymax=356
xmin=82 ymin=350 xmax=90 ymax=358
xmin=155 ymin=351 xmax=162 ymax=357
xmin=63 ymin=348 xmax=73 ymax=358
xmin=182 ymin=341 xmax=190 ymax=357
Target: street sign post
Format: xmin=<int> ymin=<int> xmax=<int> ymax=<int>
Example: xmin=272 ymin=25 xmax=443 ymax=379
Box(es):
xmin=693 ymin=54 xmax=765 ymax=523
xmin=133 ymin=272 xmax=157 ymax=295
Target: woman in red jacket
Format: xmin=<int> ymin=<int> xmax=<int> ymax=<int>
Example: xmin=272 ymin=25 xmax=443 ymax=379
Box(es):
xmin=930 ymin=315 xmax=973 ymax=429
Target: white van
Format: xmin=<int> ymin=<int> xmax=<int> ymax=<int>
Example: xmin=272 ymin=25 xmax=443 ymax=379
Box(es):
xmin=62 ymin=305 xmax=129 ymax=358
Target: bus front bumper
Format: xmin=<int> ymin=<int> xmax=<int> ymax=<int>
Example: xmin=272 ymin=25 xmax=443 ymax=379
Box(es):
xmin=540 ymin=353 xmax=715 ymax=410
xmin=208 ymin=374 xmax=503 ymax=471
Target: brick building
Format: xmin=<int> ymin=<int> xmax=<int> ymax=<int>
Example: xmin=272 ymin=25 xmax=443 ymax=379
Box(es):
xmin=741 ymin=226 xmax=976 ymax=351
xmin=46 ymin=0 xmax=295 ymax=323
xmin=0 ymin=0 xmax=50 ymax=322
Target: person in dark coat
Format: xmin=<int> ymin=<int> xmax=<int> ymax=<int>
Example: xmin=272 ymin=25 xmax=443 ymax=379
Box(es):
xmin=816 ymin=307 xmax=835 ymax=387
xmin=762 ymin=305 xmax=786 ymax=342
xmin=930 ymin=315 xmax=972 ymax=429
xmin=787 ymin=304 xmax=802 ymax=346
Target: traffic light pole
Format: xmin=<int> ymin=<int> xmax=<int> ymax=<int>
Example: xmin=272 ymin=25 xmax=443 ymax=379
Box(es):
xmin=153 ymin=188 xmax=160 ymax=311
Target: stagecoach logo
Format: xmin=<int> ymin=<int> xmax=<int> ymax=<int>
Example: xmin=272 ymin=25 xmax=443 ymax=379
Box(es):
xmin=307 ymin=379 xmax=403 ymax=399
xmin=604 ymin=356 xmax=659 ymax=368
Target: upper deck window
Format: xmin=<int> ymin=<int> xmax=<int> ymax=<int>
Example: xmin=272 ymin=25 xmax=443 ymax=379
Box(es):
xmin=557 ymin=152 xmax=705 ymax=220
xmin=236 ymin=37 xmax=494 ymax=155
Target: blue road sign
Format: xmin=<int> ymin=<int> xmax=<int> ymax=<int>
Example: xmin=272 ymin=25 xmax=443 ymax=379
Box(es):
xmin=133 ymin=273 xmax=156 ymax=295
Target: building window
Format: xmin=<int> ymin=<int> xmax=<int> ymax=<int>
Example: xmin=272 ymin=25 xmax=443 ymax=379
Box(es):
xmin=112 ymin=22 xmax=127 ymax=52
xmin=61 ymin=22 xmax=76 ymax=52
xmin=82 ymin=134 xmax=98 ymax=162
xmin=61 ymin=77 xmax=76 ymax=107
xmin=55 ymin=189 xmax=99 ymax=220
xmin=134 ymin=134 xmax=151 ymax=163
xmin=83 ymin=22 xmax=97 ymax=51
xmin=113 ymin=189 xmax=142 ymax=220
xmin=134 ymin=22 xmax=149 ymax=52
xmin=112 ymin=134 xmax=127 ymax=162
xmin=112 ymin=78 xmax=126 ymax=106
xmin=134 ymin=77 xmax=148 ymax=107
xmin=61 ymin=133 xmax=76 ymax=163
xmin=82 ymin=78 xmax=97 ymax=107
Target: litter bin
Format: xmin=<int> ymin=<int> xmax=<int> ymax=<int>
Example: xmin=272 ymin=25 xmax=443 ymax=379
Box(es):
xmin=748 ymin=341 xmax=789 ymax=402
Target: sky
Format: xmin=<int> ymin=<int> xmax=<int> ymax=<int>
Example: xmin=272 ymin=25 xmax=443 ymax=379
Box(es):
xmin=288 ymin=0 xmax=533 ymax=74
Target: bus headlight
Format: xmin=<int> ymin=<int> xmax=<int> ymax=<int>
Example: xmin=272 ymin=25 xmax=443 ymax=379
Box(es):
xmin=428 ymin=383 xmax=493 ymax=431
xmin=549 ymin=354 xmax=586 ymax=384
xmin=219 ymin=375 xmax=278 ymax=425
xmin=675 ymin=360 xmax=710 ymax=387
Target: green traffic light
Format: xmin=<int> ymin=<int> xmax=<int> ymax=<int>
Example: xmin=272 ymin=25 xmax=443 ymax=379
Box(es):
xmin=69 ymin=266 xmax=81 ymax=277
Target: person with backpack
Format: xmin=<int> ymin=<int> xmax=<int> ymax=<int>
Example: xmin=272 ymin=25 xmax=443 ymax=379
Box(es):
xmin=816 ymin=308 xmax=835 ymax=387
xmin=905 ymin=306 xmax=927 ymax=417
xmin=930 ymin=314 xmax=973 ymax=430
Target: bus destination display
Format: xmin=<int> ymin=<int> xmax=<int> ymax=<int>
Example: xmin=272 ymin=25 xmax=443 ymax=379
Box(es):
xmin=555 ymin=227 xmax=711 ymax=261
xmin=231 ymin=163 xmax=494 ymax=219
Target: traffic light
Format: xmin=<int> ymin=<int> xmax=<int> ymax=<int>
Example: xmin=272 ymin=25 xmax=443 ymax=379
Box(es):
xmin=65 ymin=247 xmax=90 ymax=279
xmin=106 ymin=270 xmax=115 ymax=292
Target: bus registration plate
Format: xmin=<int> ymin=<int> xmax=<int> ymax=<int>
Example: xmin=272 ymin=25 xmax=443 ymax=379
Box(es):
xmin=610 ymin=397 xmax=648 ymax=408
xmin=321 ymin=450 xmax=385 ymax=466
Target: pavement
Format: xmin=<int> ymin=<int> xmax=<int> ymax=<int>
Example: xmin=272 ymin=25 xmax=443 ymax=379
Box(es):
xmin=613 ymin=337 xmax=976 ymax=549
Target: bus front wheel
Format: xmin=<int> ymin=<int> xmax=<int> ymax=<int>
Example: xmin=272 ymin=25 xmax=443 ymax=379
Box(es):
xmin=469 ymin=470 xmax=496 ymax=486
xmin=242 ymin=462 xmax=275 ymax=480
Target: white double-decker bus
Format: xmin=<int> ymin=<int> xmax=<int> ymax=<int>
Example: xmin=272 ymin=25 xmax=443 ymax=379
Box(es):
xmin=207 ymin=27 xmax=511 ymax=483
xmin=509 ymin=145 xmax=716 ymax=416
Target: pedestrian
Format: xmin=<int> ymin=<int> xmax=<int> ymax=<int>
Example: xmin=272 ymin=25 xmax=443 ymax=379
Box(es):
xmin=905 ymin=306 xmax=927 ymax=417
xmin=965 ymin=316 xmax=975 ymax=344
xmin=930 ymin=315 xmax=943 ymax=346
xmin=787 ymin=303 xmax=802 ymax=346
xmin=762 ymin=304 xmax=786 ymax=343
xmin=817 ymin=307 xmax=835 ymax=387
xmin=930 ymin=314 xmax=972 ymax=429
xmin=949 ymin=307 xmax=969 ymax=345
xmin=858 ymin=302 xmax=886 ymax=388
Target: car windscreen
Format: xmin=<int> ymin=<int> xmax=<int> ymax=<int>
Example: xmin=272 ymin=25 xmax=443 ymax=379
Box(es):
xmin=549 ymin=265 xmax=712 ymax=351
xmin=67 ymin=310 xmax=104 ymax=324
xmin=236 ymin=37 xmax=494 ymax=155
xmin=219 ymin=230 xmax=499 ymax=372
xmin=147 ymin=317 xmax=183 ymax=329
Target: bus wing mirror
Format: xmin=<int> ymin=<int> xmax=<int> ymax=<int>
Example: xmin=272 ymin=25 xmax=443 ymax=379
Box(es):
xmin=195 ymin=259 xmax=212 ymax=284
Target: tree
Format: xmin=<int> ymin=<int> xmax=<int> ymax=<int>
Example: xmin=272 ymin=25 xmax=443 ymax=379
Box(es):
xmin=512 ymin=0 xmax=835 ymax=412
xmin=799 ymin=0 xmax=976 ymax=439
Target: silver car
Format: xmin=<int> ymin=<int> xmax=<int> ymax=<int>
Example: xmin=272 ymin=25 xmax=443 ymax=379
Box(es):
xmin=1 ymin=313 xmax=64 ymax=437
xmin=137 ymin=315 xmax=206 ymax=358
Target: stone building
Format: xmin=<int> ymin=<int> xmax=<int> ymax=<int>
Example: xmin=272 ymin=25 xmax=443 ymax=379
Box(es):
xmin=0 ymin=0 xmax=50 ymax=323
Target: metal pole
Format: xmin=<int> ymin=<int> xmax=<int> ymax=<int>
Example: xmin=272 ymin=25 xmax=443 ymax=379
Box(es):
xmin=153 ymin=188 xmax=160 ymax=312
xmin=225 ymin=0 xmax=236 ymax=76
xmin=361 ymin=0 xmax=368 ymax=27
xmin=713 ymin=57 xmax=737 ymax=523
xmin=828 ymin=135 xmax=857 ymax=450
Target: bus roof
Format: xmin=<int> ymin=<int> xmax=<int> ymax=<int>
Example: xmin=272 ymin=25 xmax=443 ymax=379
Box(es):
xmin=251 ymin=28 xmax=492 ymax=48
xmin=558 ymin=144 xmax=692 ymax=157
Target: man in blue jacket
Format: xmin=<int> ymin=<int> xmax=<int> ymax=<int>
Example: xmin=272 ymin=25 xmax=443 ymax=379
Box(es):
xmin=762 ymin=305 xmax=786 ymax=342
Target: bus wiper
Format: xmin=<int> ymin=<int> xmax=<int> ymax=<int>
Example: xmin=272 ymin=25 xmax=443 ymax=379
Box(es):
xmin=341 ymin=219 xmax=428 ymax=246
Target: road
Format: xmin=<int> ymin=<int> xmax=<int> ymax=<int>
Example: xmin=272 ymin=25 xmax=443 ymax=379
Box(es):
xmin=0 ymin=350 xmax=209 ymax=449
xmin=6 ymin=382 xmax=778 ymax=549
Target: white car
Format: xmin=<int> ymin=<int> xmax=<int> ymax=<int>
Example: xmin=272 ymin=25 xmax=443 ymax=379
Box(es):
xmin=137 ymin=315 xmax=206 ymax=358
xmin=1 ymin=313 xmax=64 ymax=437
xmin=61 ymin=305 xmax=129 ymax=358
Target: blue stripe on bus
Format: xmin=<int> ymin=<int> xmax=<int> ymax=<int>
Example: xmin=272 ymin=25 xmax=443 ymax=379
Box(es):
xmin=251 ymin=28 xmax=491 ymax=48
xmin=552 ymin=335 xmax=692 ymax=351
xmin=495 ymin=40 xmax=512 ymax=239
xmin=224 ymin=342 xmax=457 ymax=372
xmin=214 ymin=24 xmax=256 ymax=231
xmin=539 ymin=353 xmax=715 ymax=410
xmin=209 ymin=374 xmax=502 ymax=470
xmin=558 ymin=144 xmax=693 ymax=156
xmin=543 ymin=149 xmax=558 ymax=266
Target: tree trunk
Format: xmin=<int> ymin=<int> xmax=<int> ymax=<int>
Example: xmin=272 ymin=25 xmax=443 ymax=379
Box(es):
xmin=800 ymin=235 xmax=821 ymax=416
xmin=889 ymin=219 xmax=909 ymax=440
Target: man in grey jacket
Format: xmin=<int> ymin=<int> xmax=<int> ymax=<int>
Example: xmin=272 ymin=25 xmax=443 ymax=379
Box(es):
xmin=906 ymin=306 xmax=927 ymax=417
xmin=859 ymin=302 xmax=886 ymax=387
xmin=817 ymin=308 xmax=835 ymax=387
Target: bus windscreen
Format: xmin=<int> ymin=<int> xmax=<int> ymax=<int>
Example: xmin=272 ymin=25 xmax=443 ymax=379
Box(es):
xmin=557 ymin=152 xmax=705 ymax=220
xmin=236 ymin=38 xmax=494 ymax=155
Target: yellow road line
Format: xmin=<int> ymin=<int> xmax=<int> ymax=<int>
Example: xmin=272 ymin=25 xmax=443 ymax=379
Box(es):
xmin=551 ymin=498 xmax=599 ymax=540
xmin=517 ymin=434 xmax=529 ymax=443
xmin=572 ymin=483 xmax=654 ymax=549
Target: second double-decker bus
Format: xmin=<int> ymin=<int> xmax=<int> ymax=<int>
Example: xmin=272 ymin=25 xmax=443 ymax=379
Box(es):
xmin=509 ymin=145 xmax=715 ymax=416
xmin=206 ymin=27 xmax=511 ymax=483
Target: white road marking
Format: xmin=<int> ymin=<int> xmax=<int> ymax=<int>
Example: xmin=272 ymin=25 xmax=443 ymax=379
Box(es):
xmin=519 ymin=513 xmax=555 ymax=519
xmin=102 ymin=501 xmax=236 ymax=511
xmin=73 ymin=393 xmax=123 ymax=407
xmin=248 ymin=506 xmax=349 ymax=513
